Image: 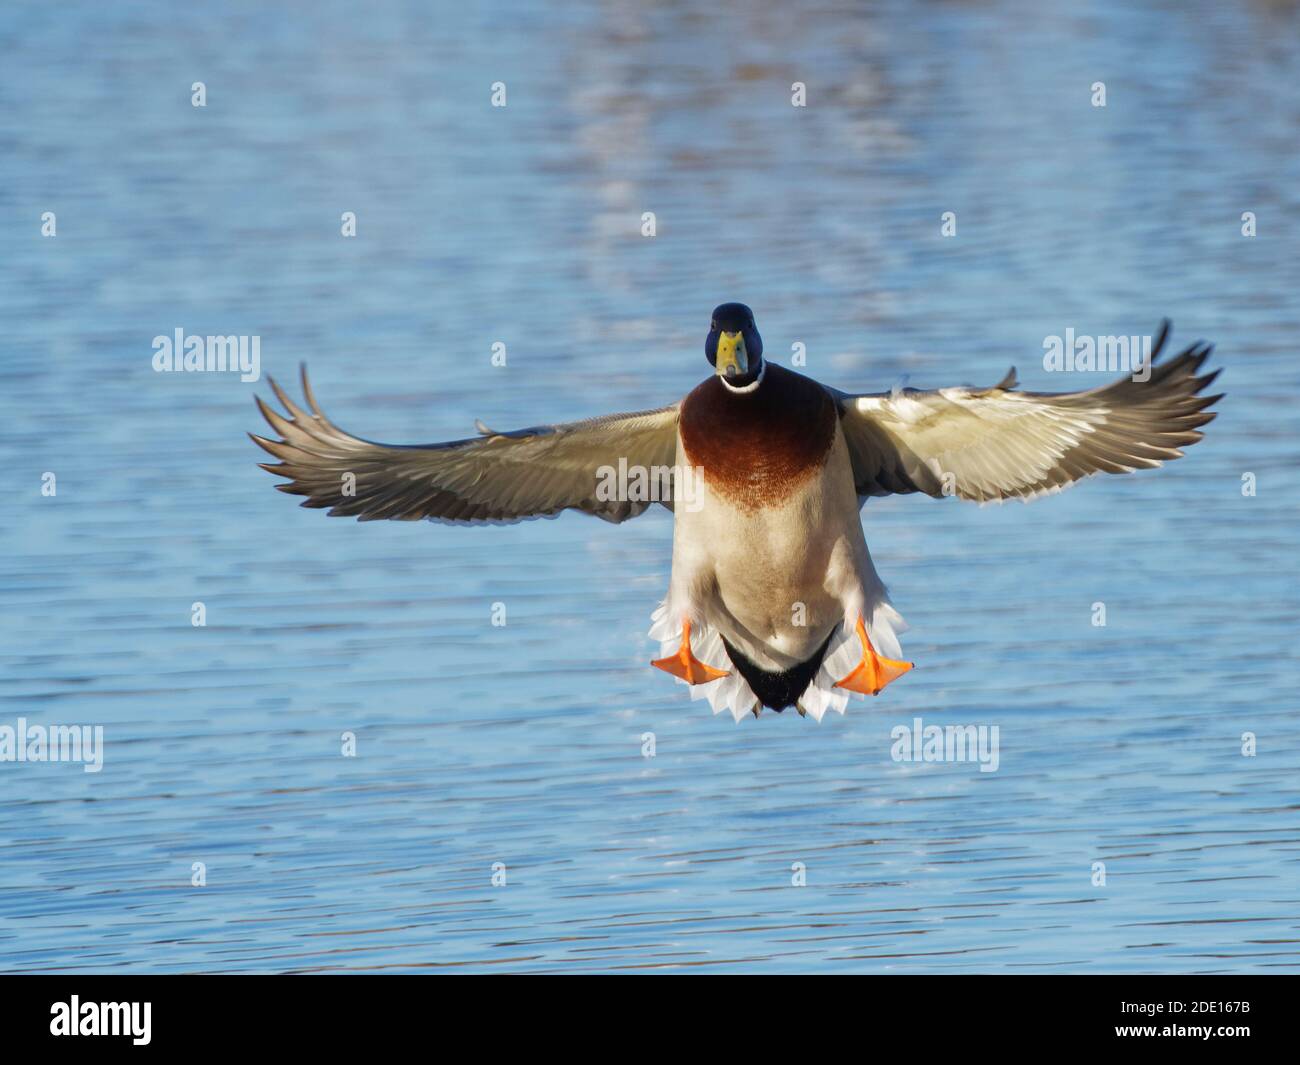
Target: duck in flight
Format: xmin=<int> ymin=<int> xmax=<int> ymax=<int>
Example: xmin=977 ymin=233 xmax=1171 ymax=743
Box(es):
xmin=252 ymin=304 xmax=1221 ymax=723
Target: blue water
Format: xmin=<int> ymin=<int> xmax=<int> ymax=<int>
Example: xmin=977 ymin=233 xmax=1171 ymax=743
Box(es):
xmin=2 ymin=0 xmax=1299 ymax=973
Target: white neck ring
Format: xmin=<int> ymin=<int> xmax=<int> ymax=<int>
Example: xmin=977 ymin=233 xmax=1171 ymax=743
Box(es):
xmin=719 ymin=359 xmax=766 ymax=394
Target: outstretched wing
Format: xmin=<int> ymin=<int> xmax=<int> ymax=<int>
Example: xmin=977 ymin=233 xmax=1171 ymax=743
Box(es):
xmin=252 ymin=368 xmax=680 ymax=524
xmin=834 ymin=321 xmax=1222 ymax=503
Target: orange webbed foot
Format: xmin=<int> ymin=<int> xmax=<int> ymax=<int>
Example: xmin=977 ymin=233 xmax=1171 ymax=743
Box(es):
xmin=651 ymin=619 xmax=730 ymax=685
xmin=833 ymin=617 xmax=913 ymax=696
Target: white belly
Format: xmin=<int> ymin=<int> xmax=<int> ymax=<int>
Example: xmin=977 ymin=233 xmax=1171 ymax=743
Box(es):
xmin=667 ymin=422 xmax=877 ymax=671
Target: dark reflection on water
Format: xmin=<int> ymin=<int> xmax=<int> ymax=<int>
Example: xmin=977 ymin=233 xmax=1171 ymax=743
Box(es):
xmin=2 ymin=1 xmax=1298 ymax=972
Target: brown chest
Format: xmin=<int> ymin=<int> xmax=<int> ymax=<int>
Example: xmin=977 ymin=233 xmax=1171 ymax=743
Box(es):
xmin=679 ymin=365 xmax=837 ymax=510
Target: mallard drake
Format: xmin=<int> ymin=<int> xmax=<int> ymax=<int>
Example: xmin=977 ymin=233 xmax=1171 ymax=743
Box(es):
xmin=252 ymin=305 xmax=1220 ymax=723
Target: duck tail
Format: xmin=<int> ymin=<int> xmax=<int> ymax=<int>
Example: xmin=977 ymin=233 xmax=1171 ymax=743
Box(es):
xmin=720 ymin=633 xmax=834 ymax=713
xmin=649 ymin=599 xmax=909 ymax=723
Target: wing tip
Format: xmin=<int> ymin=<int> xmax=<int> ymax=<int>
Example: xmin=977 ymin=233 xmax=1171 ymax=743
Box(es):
xmin=1152 ymin=318 xmax=1172 ymax=359
xmin=299 ymin=362 xmax=325 ymax=418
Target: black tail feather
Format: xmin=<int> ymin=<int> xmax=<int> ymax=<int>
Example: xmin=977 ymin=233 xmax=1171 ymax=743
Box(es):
xmin=721 ymin=632 xmax=835 ymax=711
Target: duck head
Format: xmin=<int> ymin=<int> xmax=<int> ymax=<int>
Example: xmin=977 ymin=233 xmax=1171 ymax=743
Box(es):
xmin=706 ymin=302 xmax=764 ymax=388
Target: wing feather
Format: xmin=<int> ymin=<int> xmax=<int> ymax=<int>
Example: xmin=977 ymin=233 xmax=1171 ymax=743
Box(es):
xmin=835 ymin=322 xmax=1222 ymax=503
xmin=252 ymin=366 xmax=681 ymax=524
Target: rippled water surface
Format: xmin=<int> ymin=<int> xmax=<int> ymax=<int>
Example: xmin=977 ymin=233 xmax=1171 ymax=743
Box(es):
xmin=2 ymin=0 xmax=1299 ymax=973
